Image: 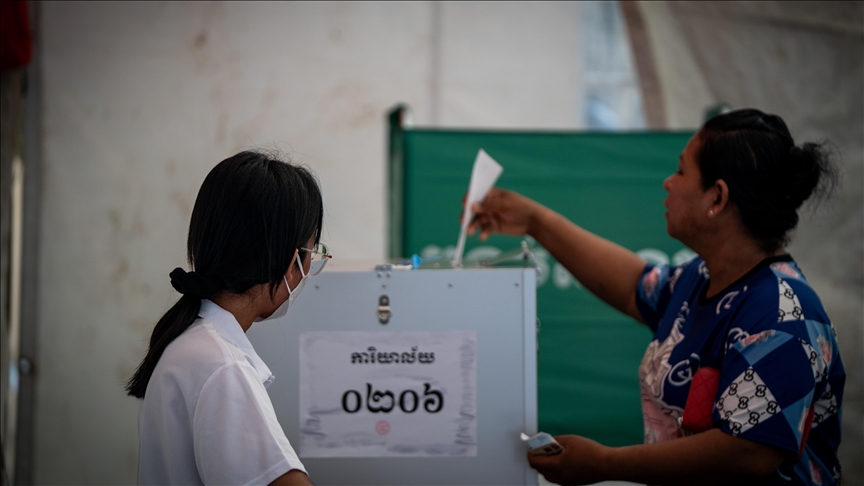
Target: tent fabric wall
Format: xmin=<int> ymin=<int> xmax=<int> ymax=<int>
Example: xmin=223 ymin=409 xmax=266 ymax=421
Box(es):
xmin=624 ymin=1 xmax=864 ymax=481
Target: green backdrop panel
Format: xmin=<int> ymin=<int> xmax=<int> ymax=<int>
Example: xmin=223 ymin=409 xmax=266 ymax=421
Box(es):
xmin=391 ymin=119 xmax=694 ymax=446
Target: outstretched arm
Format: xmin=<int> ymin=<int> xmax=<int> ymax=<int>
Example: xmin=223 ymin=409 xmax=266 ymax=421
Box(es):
xmin=470 ymin=188 xmax=647 ymax=322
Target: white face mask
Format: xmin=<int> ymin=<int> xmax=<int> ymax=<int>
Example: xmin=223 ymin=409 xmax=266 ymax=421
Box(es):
xmin=255 ymin=252 xmax=308 ymax=323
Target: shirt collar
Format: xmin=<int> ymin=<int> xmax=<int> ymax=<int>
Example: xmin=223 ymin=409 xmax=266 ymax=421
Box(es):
xmin=199 ymin=299 xmax=275 ymax=388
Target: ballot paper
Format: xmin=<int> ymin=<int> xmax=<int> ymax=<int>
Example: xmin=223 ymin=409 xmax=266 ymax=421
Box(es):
xmin=453 ymin=149 xmax=503 ymax=267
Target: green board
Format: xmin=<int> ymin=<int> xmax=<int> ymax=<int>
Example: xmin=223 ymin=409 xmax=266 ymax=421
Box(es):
xmin=388 ymin=107 xmax=695 ymax=446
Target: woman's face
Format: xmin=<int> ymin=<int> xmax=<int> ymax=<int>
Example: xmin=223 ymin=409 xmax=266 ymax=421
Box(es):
xmin=663 ymin=134 xmax=714 ymax=244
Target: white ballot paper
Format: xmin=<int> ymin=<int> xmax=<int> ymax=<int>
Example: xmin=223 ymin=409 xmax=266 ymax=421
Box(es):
xmin=453 ymin=149 xmax=504 ymax=267
xmin=298 ymin=331 xmax=477 ymax=457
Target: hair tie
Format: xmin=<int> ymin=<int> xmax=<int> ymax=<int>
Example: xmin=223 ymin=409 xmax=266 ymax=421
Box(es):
xmin=169 ymin=268 xmax=219 ymax=298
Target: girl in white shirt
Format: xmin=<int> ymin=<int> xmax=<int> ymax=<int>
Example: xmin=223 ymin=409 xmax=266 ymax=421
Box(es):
xmin=127 ymin=151 xmax=328 ymax=486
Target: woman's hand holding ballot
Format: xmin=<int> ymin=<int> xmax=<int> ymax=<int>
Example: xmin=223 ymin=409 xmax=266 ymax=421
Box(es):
xmin=468 ymin=187 xmax=646 ymax=322
xmin=467 ymin=188 xmax=540 ymax=241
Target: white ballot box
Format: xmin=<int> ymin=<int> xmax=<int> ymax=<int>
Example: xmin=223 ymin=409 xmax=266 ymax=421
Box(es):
xmin=247 ymin=266 xmax=538 ymax=486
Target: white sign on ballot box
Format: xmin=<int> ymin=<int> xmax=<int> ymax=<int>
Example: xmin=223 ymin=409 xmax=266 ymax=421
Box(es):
xmin=298 ymin=331 xmax=477 ymax=457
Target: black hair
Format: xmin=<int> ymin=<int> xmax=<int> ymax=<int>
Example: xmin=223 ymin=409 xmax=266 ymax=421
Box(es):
xmin=125 ymin=150 xmax=323 ymax=399
xmin=697 ymin=108 xmax=837 ymax=252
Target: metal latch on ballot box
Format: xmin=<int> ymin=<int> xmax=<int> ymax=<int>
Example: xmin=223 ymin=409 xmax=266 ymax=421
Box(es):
xmin=377 ymin=295 xmax=391 ymax=324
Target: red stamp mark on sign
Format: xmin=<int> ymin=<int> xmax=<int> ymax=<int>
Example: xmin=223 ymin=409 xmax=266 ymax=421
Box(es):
xmin=375 ymin=420 xmax=390 ymax=435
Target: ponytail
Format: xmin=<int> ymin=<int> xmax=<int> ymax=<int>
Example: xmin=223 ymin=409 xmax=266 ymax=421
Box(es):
xmin=125 ymin=269 xmax=219 ymax=399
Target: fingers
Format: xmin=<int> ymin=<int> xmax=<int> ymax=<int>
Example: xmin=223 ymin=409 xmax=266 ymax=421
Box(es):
xmin=467 ymin=215 xmax=482 ymax=236
xmin=464 ymin=190 xmax=511 ymax=239
xmin=527 ymin=451 xmax=563 ymax=485
xmin=476 ymin=213 xmax=498 ymax=241
xmin=527 ymin=452 xmax=555 ymax=468
xmin=467 ymin=202 xmax=487 ymax=236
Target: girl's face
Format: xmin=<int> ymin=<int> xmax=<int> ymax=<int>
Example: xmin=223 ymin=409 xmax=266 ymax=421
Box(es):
xmin=258 ymin=234 xmax=316 ymax=320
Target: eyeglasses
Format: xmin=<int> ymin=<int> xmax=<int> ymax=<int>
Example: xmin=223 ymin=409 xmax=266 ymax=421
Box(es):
xmin=299 ymin=244 xmax=332 ymax=276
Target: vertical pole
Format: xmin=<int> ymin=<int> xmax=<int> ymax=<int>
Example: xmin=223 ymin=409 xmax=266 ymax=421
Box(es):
xmin=619 ymin=1 xmax=667 ymax=129
xmin=387 ymin=105 xmax=409 ymax=260
xmin=15 ymin=1 xmax=42 ymax=483
xmin=0 ymin=67 xmax=22 ymax=486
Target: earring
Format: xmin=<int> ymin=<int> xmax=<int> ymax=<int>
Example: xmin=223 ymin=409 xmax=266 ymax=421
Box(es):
xmin=708 ymin=210 xmax=714 ymax=217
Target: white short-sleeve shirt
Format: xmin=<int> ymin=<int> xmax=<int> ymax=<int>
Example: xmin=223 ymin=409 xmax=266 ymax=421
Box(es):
xmin=138 ymin=299 xmax=306 ymax=485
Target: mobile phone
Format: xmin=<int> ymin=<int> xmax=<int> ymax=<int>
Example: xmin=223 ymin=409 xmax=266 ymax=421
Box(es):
xmin=520 ymin=432 xmax=564 ymax=456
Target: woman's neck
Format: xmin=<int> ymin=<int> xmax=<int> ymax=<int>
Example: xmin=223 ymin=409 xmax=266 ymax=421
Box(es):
xmin=699 ymin=236 xmax=784 ymax=299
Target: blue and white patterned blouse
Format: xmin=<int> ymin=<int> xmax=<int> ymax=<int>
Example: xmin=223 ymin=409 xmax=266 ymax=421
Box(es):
xmin=635 ymin=255 xmax=845 ymax=485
